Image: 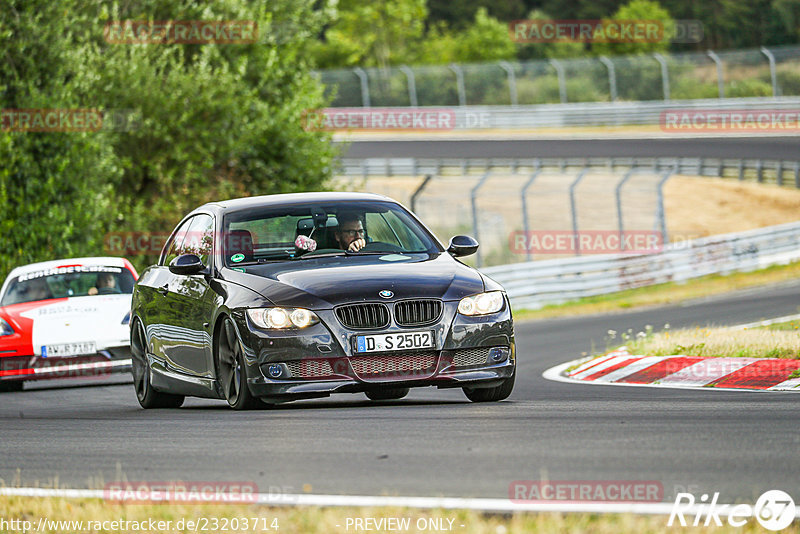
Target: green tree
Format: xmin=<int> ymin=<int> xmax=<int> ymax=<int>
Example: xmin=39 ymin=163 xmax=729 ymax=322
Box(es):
xmin=1 ymin=0 xmax=337 ymax=279
xmin=312 ymin=0 xmax=427 ymax=69
xmin=592 ymin=0 xmax=675 ymax=55
xmin=0 ymin=1 xmax=123 ymax=281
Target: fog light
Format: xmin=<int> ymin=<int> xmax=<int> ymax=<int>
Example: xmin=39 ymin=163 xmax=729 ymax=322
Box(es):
xmin=488 ymin=347 xmax=508 ymax=363
xmin=267 ymin=364 xmax=284 ymax=378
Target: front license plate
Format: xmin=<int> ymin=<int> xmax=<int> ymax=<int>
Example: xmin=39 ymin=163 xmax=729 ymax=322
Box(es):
xmin=355 ymin=331 xmax=435 ymax=353
xmin=42 ymin=342 xmax=97 ymax=358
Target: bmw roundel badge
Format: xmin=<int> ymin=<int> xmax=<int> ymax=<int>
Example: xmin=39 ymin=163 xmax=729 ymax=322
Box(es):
xmin=379 ymin=290 xmax=394 ymax=299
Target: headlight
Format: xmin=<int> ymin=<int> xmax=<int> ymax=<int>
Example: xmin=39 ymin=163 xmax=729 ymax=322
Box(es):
xmin=0 ymin=317 xmax=14 ymax=336
xmin=121 ymin=311 xmax=131 ymax=325
xmin=247 ymin=308 xmax=320 ymax=329
xmin=457 ymin=291 xmax=504 ymax=316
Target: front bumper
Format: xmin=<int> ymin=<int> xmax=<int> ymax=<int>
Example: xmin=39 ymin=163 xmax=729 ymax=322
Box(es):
xmin=0 ymin=347 xmax=131 ymax=382
xmin=233 ymin=299 xmax=516 ymax=401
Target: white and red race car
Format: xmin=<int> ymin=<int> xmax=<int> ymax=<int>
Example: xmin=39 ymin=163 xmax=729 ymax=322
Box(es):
xmin=0 ymin=257 xmax=138 ymax=391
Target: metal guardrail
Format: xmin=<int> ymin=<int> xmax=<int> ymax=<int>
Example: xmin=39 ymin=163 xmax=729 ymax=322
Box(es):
xmin=390 ymin=97 xmax=800 ymax=128
xmin=318 ymin=45 xmax=800 ymax=107
xmin=337 ymin=157 xmax=800 ymax=188
xmin=319 ymin=97 xmax=800 ymax=129
xmin=482 ymin=221 xmax=800 ymax=310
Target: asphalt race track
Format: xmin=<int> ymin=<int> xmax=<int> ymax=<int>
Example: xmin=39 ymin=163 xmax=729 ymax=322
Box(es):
xmin=2 ymin=280 xmax=799 ymax=503
xmin=340 ymin=136 xmax=800 ymax=160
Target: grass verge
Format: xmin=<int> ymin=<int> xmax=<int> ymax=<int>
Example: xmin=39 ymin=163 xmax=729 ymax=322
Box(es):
xmin=621 ymin=325 xmax=800 ymax=359
xmin=0 ymin=496 xmax=793 ymax=533
xmin=514 ymin=261 xmax=800 ymax=321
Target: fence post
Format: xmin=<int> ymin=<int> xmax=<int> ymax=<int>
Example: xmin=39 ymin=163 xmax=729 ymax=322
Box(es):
xmin=599 ymin=56 xmax=618 ymax=102
xmin=399 ymin=65 xmax=418 ymax=107
xmin=410 ymin=173 xmax=433 ymax=213
xmin=353 ymin=67 xmax=371 ymax=107
xmin=777 ymin=161 xmax=784 ymax=186
xmin=656 ymin=167 xmax=676 ymax=245
xmin=498 ymin=61 xmax=519 ymax=106
xmin=756 ymin=159 xmax=764 ymax=183
xmin=653 ymin=53 xmax=670 ymax=100
xmin=760 ymin=47 xmax=778 ymax=97
xmin=471 ymin=170 xmax=493 ymax=267
xmin=520 ymin=160 xmax=542 ymax=261
xmin=449 ymin=64 xmax=467 ymax=107
xmin=795 ymin=162 xmax=800 ymax=189
xmin=738 ymin=159 xmax=745 ymax=181
xmin=569 ymin=167 xmax=591 ymax=256
xmin=706 ymin=50 xmax=725 ymax=99
xmin=615 ymin=168 xmax=637 ymax=252
xmin=548 ymin=59 xmax=567 ymax=103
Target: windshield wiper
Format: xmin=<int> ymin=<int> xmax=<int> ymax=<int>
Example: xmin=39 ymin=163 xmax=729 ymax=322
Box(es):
xmin=296 ymin=251 xmax=347 ymax=259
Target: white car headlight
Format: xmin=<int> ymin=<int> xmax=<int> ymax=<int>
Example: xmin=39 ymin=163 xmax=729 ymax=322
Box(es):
xmin=247 ymin=308 xmax=320 ymax=329
xmin=457 ymin=291 xmax=505 ymax=316
xmin=0 ymin=317 xmax=14 ymax=336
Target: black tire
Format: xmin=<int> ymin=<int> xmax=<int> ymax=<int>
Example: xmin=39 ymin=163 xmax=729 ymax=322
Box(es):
xmin=131 ymin=320 xmax=185 ymax=409
xmin=365 ymin=387 xmax=409 ymax=401
xmin=0 ymin=381 xmax=24 ymax=392
xmin=216 ymin=317 xmax=261 ymax=410
xmin=463 ymin=373 xmax=515 ymax=403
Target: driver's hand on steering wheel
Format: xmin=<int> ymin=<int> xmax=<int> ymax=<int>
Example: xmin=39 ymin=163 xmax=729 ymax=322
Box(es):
xmin=348 ymin=238 xmax=366 ymax=252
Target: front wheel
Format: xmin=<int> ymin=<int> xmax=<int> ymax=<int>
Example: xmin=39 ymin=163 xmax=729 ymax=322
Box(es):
xmin=130 ymin=320 xmax=184 ymax=409
xmin=463 ymin=373 xmax=515 ymax=403
xmin=216 ymin=317 xmax=261 ymax=410
xmin=365 ymin=387 xmax=409 ymax=401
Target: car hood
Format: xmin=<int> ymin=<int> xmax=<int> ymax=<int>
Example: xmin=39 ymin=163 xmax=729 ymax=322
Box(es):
xmin=220 ymin=252 xmax=486 ymax=309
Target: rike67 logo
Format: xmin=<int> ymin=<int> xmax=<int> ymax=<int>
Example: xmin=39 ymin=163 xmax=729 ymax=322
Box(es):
xmin=669 ymin=490 xmax=796 ymax=530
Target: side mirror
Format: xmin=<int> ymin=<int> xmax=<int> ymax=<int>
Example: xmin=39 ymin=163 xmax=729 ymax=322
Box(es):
xmin=169 ymin=254 xmax=206 ymax=275
xmin=447 ymin=235 xmax=479 ymax=257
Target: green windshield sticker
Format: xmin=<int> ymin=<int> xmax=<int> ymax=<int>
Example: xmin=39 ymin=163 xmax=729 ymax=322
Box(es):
xmin=231 ymin=253 xmax=245 ymax=263
xmin=232 ymin=267 xmax=246 ymax=273
xmin=379 ymin=254 xmax=411 ymax=262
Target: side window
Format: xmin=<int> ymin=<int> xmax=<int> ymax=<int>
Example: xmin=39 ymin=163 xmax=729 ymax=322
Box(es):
xmin=161 ymin=217 xmax=194 ymax=266
xmin=181 ymin=214 xmax=214 ymax=265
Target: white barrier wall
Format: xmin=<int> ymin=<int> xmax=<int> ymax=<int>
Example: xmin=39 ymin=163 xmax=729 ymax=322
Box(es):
xmin=482 ymin=221 xmax=800 ymax=309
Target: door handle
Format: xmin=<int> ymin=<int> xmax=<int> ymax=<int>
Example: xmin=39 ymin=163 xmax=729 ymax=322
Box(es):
xmin=157 ymin=284 xmax=169 ymax=296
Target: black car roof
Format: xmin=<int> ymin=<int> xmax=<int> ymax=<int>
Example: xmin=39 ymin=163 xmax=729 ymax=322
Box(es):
xmin=197 ymin=192 xmax=394 ymax=214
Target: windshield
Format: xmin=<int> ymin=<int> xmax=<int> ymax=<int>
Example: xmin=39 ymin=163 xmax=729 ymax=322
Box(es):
xmin=0 ymin=266 xmax=136 ymax=306
xmin=222 ymin=200 xmax=441 ymax=266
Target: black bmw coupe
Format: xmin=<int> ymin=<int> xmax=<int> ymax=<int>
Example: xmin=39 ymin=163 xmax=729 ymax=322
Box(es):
xmin=130 ymin=192 xmax=515 ymax=409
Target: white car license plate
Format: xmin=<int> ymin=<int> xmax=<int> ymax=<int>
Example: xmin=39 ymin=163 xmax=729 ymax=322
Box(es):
xmin=355 ymin=331 xmax=434 ymax=353
xmin=42 ymin=342 xmax=97 ymax=358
